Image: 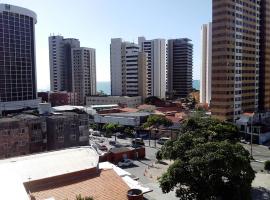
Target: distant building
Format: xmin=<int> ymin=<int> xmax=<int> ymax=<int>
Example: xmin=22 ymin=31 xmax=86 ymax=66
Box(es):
xmin=72 ymin=47 xmax=97 ymax=105
xmin=200 ymin=23 xmax=212 ymax=104
xmin=94 ymin=112 xmax=150 ymax=127
xmin=86 ymin=96 xmax=142 ymax=108
xmin=110 ymin=38 xmax=147 ymax=97
xmin=0 ymin=4 xmax=40 ymax=111
xmin=138 ymin=37 xmax=167 ymax=99
xmin=167 ymin=38 xmax=193 ymax=99
xmin=38 ymin=91 xmax=78 ymax=106
xmin=49 ymin=36 xmax=96 ymax=105
xmin=49 ymin=35 xmax=80 ymax=92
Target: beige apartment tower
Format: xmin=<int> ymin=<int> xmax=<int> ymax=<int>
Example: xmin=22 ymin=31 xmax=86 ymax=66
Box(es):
xmin=211 ymin=0 xmax=261 ymax=121
xmin=200 ymin=23 xmax=212 ymax=105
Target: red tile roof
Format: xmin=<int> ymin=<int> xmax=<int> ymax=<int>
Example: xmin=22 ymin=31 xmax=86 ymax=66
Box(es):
xmin=26 ymin=169 xmax=130 ymax=200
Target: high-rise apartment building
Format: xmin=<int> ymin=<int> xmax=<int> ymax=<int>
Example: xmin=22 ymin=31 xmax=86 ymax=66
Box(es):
xmin=212 ymin=0 xmax=261 ymax=121
xmin=0 ymin=4 xmax=40 ymax=111
xmin=200 ymin=23 xmax=212 ymax=104
xmin=138 ymin=37 xmax=166 ymax=99
xmin=167 ymin=38 xmax=193 ymax=99
xmin=259 ymin=0 xmax=270 ymax=111
xmin=71 ymin=47 xmax=96 ymax=105
xmin=49 ymin=35 xmax=96 ymax=105
xmin=49 ymin=36 xmax=80 ymax=92
xmin=110 ymin=38 xmax=147 ymax=97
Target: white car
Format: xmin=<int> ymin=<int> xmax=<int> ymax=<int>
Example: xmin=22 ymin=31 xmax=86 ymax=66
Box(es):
xmin=118 ymin=159 xmax=134 ymax=168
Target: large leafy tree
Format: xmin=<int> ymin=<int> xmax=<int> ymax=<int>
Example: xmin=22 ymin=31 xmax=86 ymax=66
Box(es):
xmin=143 ymin=115 xmax=173 ymax=146
xmin=143 ymin=115 xmax=173 ymax=129
xmin=158 ymin=116 xmax=255 ymax=200
xmin=103 ymin=123 xmax=122 ymax=140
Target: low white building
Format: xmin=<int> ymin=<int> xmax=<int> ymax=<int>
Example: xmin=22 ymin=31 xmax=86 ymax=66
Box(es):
xmin=86 ymin=96 xmax=142 ymax=108
xmin=94 ymin=112 xmax=150 ymax=127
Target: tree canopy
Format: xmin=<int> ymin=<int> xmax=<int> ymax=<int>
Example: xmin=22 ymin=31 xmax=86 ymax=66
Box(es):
xmin=103 ymin=123 xmax=122 ymax=136
xmin=158 ymin=116 xmax=255 ymax=200
xmin=143 ymin=115 xmax=173 ymax=129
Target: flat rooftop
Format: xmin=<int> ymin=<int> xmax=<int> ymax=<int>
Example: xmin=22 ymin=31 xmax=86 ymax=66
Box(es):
xmin=105 ymin=112 xmax=151 ymax=117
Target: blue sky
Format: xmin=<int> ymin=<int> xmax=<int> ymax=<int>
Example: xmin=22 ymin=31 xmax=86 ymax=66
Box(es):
xmin=7 ymin=0 xmax=212 ymax=90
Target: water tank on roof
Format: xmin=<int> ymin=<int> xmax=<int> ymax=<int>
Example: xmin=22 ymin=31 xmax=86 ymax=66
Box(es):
xmin=38 ymin=103 xmax=52 ymax=115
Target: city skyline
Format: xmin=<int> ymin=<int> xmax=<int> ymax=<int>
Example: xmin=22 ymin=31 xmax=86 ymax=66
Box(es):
xmin=6 ymin=0 xmax=212 ymax=91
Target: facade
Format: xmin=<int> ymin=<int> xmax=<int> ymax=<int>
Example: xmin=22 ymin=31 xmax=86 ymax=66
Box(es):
xmin=138 ymin=37 xmax=167 ymax=99
xmin=46 ymin=112 xmax=89 ymax=150
xmin=86 ymin=96 xmax=142 ymax=107
xmin=110 ymin=38 xmax=147 ymax=97
xmin=71 ymin=47 xmax=96 ymax=105
xmin=167 ymin=38 xmax=193 ymax=99
xmin=13 ymin=114 xmax=47 ymax=153
xmin=0 ymin=118 xmax=29 ymax=159
xmin=0 ymin=4 xmax=40 ymax=111
xmin=211 ymin=0 xmax=260 ymax=121
xmin=200 ymin=23 xmax=212 ymax=104
xmin=48 ymin=35 xmax=80 ymax=92
xmin=259 ymin=0 xmax=270 ymax=112
xmin=38 ymin=91 xmax=78 ymax=106
xmin=94 ymin=112 xmax=150 ymax=127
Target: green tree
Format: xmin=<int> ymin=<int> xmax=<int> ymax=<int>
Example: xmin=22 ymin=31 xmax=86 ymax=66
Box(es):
xmin=143 ymin=115 xmax=173 ymax=147
xmin=265 ymin=160 xmax=270 ymax=171
xmin=103 ymin=123 xmax=122 ymax=140
xmin=158 ymin=116 xmax=254 ymax=200
xmin=159 ymin=142 xmax=255 ymax=200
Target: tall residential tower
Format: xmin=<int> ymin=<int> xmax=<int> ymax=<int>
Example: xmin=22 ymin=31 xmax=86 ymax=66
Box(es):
xmin=211 ymin=0 xmax=260 ymax=121
xmin=138 ymin=37 xmax=167 ymax=99
xmin=200 ymin=23 xmax=212 ymax=104
xmin=110 ymin=38 xmax=147 ymax=97
xmin=167 ymin=38 xmax=193 ymax=99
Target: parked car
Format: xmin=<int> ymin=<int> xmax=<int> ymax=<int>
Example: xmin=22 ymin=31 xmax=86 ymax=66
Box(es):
xmin=118 ymin=159 xmax=134 ymax=168
xmin=132 ymin=138 xmax=145 ymax=146
xmin=157 ymin=137 xmax=170 ymax=145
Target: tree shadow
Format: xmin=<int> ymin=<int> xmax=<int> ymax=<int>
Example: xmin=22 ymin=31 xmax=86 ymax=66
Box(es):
xmin=252 ymin=187 xmax=270 ymax=200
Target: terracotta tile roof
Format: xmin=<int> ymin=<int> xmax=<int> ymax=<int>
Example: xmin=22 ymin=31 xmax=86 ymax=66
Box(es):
xmin=26 ymin=169 xmax=130 ymax=200
xmin=119 ymin=107 xmax=139 ymax=113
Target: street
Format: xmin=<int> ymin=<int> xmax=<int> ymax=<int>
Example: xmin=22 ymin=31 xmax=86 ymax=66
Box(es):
xmin=90 ymin=136 xmax=270 ymax=200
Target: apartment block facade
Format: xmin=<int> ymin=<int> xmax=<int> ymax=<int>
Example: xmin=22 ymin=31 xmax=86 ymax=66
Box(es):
xmin=167 ymin=38 xmax=193 ymax=99
xmin=71 ymin=47 xmax=96 ymax=105
xmin=110 ymin=38 xmax=147 ymax=97
xmin=138 ymin=37 xmax=167 ymax=99
xmin=211 ymin=0 xmax=262 ymax=121
xmin=0 ymin=4 xmax=40 ymax=111
xmin=49 ymin=36 xmax=96 ymax=105
xmin=200 ymin=23 xmax=212 ymax=104
xmin=46 ymin=112 xmax=89 ymax=151
xmin=49 ymin=36 xmax=80 ymax=92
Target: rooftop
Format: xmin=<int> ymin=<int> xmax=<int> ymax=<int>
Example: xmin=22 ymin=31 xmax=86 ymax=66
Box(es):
xmin=25 ymin=169 xmax=130 ymax=200
xmin=107 ymin=112 xmax=151 ymax=117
